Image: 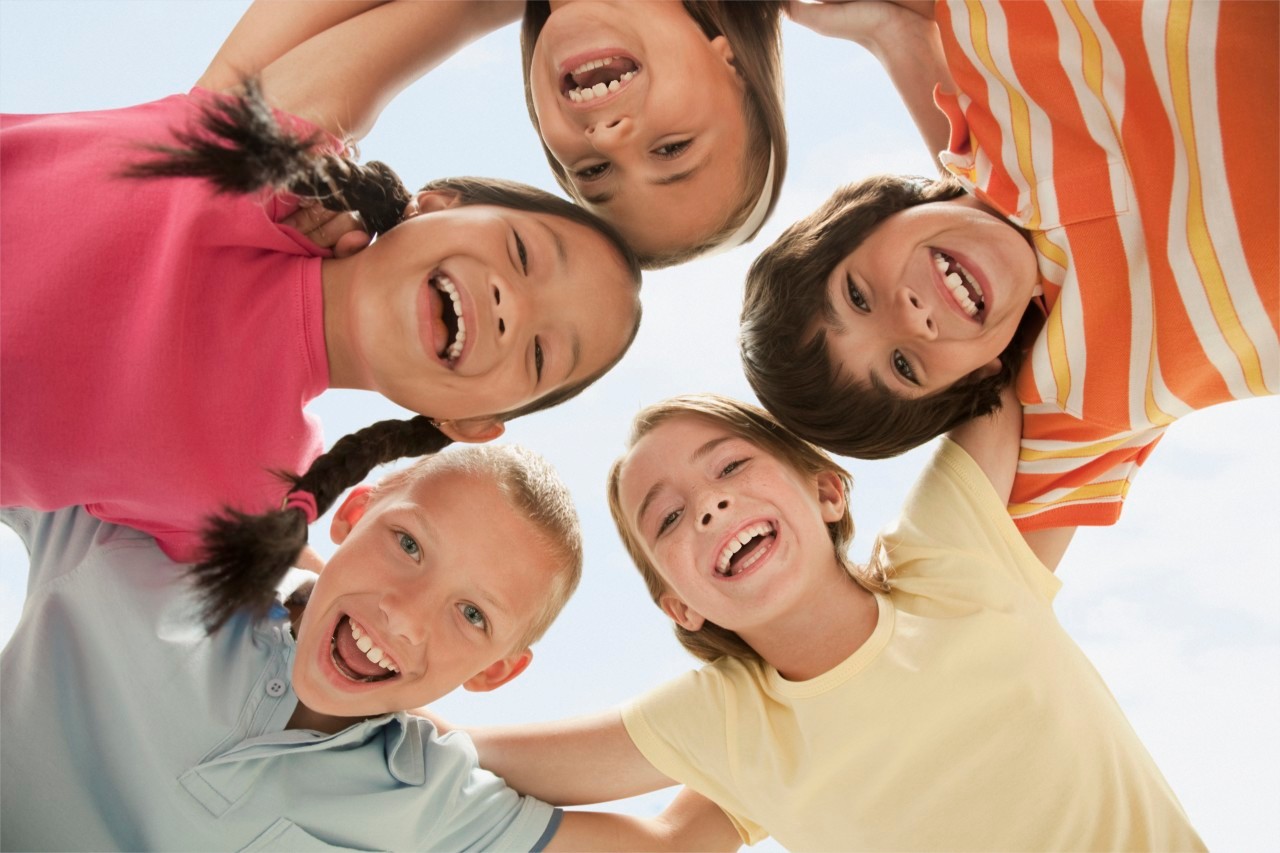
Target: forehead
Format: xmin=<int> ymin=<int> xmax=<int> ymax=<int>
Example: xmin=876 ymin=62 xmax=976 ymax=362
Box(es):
xmin=619 ymin=415 xmax=741 ymax=500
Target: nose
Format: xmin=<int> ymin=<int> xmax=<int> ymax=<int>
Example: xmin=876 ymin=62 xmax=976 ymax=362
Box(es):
xmin=898 ymin=288 xmax=936 ymax=340
xmin=585 ymin=116 xmax=632 ymax=153
xmin=379 ymin=584 xmax=430 ymax=647
xmin=490 ymin=273 xmax=524 ymax=341
xmin=699 ymin=498 xmax=730 ymax=527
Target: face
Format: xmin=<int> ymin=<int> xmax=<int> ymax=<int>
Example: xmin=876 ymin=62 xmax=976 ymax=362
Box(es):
xmin=291 ymin=467 xmax=559 ymax=719
xmin=330 ymin=192 xmax=638 ymax=428
xmin=822 ymin=197 xmax=1040 ymax=398
xmin=617 ymin=416 xmax=845 ymax=634
xmin=529 ymin=0 xmax=752 ymax=257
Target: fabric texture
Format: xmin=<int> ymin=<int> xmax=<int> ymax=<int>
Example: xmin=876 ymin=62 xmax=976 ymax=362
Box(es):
xmin=0 ymin=506 xmax=558 ymax=852
xmin=933 ymin=0 xmax=1278 ymax=530
xmin=621 ymin=439 xmax=1204 ymax=851
xmin=0 ymin=90 xmax=333 ymax=562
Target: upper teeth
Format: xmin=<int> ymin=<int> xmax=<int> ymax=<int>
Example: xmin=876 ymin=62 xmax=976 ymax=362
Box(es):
xmin=350 ymin=618 xmax=399 ymax=673
xmin=933 ymin=251 xmax=984 ymax=318
xmin=715 ymin=522 xmax=774 ymax=575
xmin=434 ymin=273 xmax=466 ymax=361
xmin=571 ymin=57 xmax=615 ymax=76
xmin=567 ymin=65 xmax=636 ymax=103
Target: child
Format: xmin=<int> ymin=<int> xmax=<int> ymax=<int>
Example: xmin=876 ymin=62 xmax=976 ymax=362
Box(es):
xmin=0 ymin=445 xmax=738 ymax=851
xmin=1 ymin=5 xmax=644 ymax=623
xmin=740 ymin=0 xmax=1277 ymax=544
xmin=519 ymin=0 xmax=788 ymax=266
xmin=436 ymin=394 xmax=1204 ymax=850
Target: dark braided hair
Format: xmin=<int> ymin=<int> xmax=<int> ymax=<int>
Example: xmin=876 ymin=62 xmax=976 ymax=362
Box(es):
xmin=121 ymin=78 xmax=642 ymax=631
xmin=193 ymin=417 xmax=453 ymax=631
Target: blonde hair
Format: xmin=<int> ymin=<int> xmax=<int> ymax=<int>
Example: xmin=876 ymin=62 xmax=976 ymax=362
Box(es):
xmin=606 ymin=394 xmax=886 ymax=665
xmin=520 ymin=1 xmax=788 ymax=269
xmin=378 ymin=445 xmax=583 ymax=652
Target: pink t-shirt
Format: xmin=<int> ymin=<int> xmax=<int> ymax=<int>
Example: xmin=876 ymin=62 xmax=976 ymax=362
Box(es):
xmin=1 ymin=90 xmax=333 ymax=562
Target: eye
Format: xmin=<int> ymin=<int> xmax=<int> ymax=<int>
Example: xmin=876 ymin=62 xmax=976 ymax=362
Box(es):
xmin=513 ymin=229 xmax=529 ymax=275
xmin=534 ymin=338 xmax=544 ymax=382
xmin=574 ymin=162 xmax=610 ymax=181
xmin=720 ymin=458 xmax=748 ymax=476
xmin=657 ymin=508 xmax=681 ymax=536
xmin=397 ymin=531 xmax=421 ymax=560
xmin=653 ymin=139 xmax=691 ymax=159
xmin=892 ymin=351 xmax=919 ymax=385
xmin=459 ymin=603 xmax=488 ymax=631
xmin=846 ymin=274 xmax=869 ymax=312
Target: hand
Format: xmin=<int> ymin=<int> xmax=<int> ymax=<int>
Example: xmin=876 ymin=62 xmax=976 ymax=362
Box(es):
xmin=787 ymin=0 xmax=931 ymax=51
xmin=283 ymin=198 xmax=371 ymax=258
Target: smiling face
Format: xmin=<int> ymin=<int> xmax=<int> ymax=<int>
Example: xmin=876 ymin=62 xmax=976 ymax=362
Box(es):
xmin=324 ymin=191 xmax=639 ymax=429
xmin=528 ymin=0 xmax=753 ymax=258
xmin=822 ymin=197 xmax=1039 ymax=397
xmin=617 ymin=415 xmax=846 ymax=635
xmin=290 ymin=466 xmax=560 ymax=720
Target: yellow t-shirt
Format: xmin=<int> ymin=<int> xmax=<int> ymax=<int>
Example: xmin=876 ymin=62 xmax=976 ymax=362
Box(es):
xmin=622 ymin=439 xmax=1204 ymax=851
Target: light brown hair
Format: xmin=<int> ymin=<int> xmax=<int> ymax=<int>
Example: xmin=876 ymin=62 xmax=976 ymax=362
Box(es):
xmin=606 ymin=394 xmax=886 ymax=665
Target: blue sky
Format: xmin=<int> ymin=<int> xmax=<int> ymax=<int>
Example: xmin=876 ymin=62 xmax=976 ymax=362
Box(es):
xmin=2 ymin=1 xmax=1277 ymax=849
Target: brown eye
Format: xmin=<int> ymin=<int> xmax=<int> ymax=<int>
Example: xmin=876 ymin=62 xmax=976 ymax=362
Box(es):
xmin=846 ymin=274 xmax=869 ymax=312
xmin=893 ymin=351 xmax=919 ymax=385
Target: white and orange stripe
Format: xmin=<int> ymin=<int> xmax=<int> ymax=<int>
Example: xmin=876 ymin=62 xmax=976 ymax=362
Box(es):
xmin=935 ymin=0 xmax=1278 ymax=531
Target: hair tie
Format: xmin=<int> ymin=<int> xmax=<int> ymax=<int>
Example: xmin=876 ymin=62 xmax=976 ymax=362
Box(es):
xmin=284 ymin=491 xmax=319 ymax=524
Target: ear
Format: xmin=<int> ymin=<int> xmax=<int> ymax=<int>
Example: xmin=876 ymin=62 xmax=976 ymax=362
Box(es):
xmin=815 ymin=470 xmax=847 ymax=524
xmin=709 ymin=34 xmax=736 ymax=68
xmin=402 ymin=189 xmax=463 ymax=220
xmin=330 ymin=484 xmax=375 ymax=544
xmin=659 ymin=591 xmax=706 ymax=633
xmin=437 ymin=417 xmax=505 ymax=444
xmin=463 ymin=649 xmax=533 ymax=693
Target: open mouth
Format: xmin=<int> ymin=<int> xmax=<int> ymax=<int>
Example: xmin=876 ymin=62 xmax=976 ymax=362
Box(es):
xmin=429 ymin=271 xmax=466 ymax=364
xmin=561 ymin=55 xmax=641 ymax=103
xmin=715 ymin=521 xmax=777 ymax=578
xmin=330 ymin=615 xmax=400 ymax=684
xmin=933 ymin=250 xmax=985 ymax=319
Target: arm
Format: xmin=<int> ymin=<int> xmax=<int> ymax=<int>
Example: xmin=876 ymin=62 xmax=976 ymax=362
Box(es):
xmin=946 ymin=383 xmax=1022 ymax=506
xmin=1020 ymin=526 xmax=1076 ymax=573
xmin=216 ymin=0 xmax=521 ymax=141
xmin=549 ymin=789 xmax=741 ymax=853
xmin=463 ymin=709 xmax=675 ymax=806
xmin=788 ymin=0 xmax=953 ymax=167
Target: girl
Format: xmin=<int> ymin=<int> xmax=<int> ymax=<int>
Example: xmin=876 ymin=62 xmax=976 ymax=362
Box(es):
xmin=0 ymin=3 xmax=643 ymax=626
xmin=519 ymin=0 xmax=788 ymax=266
xmin=437 ymin=393 xmax=1204 ymax=850
xmin=1 ymin=445 xmax=738 ymax=851
xmin=741 ymin=0 xmax=1277 ymax=558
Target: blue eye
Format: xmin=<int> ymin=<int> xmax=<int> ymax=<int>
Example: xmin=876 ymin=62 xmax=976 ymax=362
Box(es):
xmin=657 ymin=509 xmax=680 ymax=535
xmin=893 ymin=351 xmax=919 ymax=384
xmin=397 ymin=532 xmax=421 ymax=559
xmin=460 ymin=603 xmax=487 ymax=630
xmin=846 ymin=274 xmax=869 ymax=312
xmin=721 ymin=459 xmax=747 ymax=476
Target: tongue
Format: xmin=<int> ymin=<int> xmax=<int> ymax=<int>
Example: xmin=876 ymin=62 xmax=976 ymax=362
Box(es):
xmin=333 ymin=617 xmax=387 ymax=679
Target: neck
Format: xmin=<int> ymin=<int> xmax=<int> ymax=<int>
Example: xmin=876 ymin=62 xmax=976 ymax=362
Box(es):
xmin=738 ymin=568 xmax=879 ymax=682
xmin=286 ymin=701 xmax=358 ymax=735
xmin=319 ymin=256 xmax=367 ymax=390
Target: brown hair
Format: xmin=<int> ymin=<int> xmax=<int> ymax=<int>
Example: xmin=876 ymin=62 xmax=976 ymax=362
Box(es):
xmin=606 ymin=394 xmax=886 ymax=665
xmin=378 ymin=445 xmax=583 ymax=652
xmin=740 ymin=174 xmax=1027 ymax=459
xmin=520 ymin=0 xmax=787 ymax=269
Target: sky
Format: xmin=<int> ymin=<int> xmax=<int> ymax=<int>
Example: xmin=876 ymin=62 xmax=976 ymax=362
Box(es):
xmin=1 ymin=1 xmax=1277 ymax=849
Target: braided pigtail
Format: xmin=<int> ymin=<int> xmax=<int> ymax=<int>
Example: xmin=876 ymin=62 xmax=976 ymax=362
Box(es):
xmin=121 ymin=77 xmax=410 ymax=237
xmin=192 ymin=416 xmax=453 ymax=631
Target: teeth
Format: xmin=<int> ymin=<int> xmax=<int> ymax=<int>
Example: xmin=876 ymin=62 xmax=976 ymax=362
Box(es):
xmin=933 ymin=251 xmax=984 ymax=318
xmin=433 ymin=274 xmax=466 ymax=361
xmin=565 ymin=65 xmax=637 ymax=101
xmin=570 ymin=56 xmax=620 ymax=75
xmin=715 ymin=522 xmax=775 ymax=575
xmin=592 ymin=82 xmax=608 ymax=97
xmin=608 ymin=80 xmax=620 ymax=93
xmin=348 ymin=618 xmax=399 ymax=673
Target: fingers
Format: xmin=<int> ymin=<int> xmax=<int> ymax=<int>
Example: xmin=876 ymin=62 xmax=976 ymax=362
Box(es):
xmin=283 ymin=199 xmax=370 ymax=251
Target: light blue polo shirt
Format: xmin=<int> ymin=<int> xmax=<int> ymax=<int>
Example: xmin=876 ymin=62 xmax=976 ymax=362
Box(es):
xmin=0 ymin=506 xmax=561 ymax=851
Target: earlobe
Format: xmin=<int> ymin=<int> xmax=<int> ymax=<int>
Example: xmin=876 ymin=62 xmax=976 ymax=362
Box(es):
xmin=437 ymin=418 xmax=505 ymax=444
xmin=403 ymin=189 xmax=462 ymax=220
xmin=463 ymin=649 xmax=533 ymax=693
xmin=660 ymin=592 xmax=706 ymax=633
xmin=330 ymin=485 xmax=375 ymax=544
xmin=816 ymin=471 xmax=847 ymax=523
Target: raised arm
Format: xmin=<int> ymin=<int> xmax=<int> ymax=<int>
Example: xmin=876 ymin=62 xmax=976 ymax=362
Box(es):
xmin=550 ymin=789 xmax=741 ymax=853
xmin=787 ymin=0 xmax=952 ymax=168
xmin=198 ymin=0 xmax=521 ymax=141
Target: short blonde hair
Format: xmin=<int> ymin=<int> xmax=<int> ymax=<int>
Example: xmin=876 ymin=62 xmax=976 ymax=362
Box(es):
xmin=606 ymin=394 xmax=886 ymax=665
xmin=379 ymin=445 xmax=583 ymax=652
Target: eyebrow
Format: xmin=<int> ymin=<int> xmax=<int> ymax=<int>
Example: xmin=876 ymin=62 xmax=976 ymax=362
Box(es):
xmin=633 ymin=435 xmax=734 ymax=529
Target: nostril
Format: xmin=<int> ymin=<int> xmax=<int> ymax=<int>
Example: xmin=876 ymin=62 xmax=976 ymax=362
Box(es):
xmin=498 ymin=319 xmax=505 ymax=335
xmin=718 ymin=500 xmax=728 ymax=509
xmin=701 ymin=513 xmax=711 ymax=525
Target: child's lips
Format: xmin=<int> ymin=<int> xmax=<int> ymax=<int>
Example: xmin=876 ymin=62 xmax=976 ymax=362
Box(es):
xmin=930 ymin=247 xmax=990 ymax=325
xmin=710 ymin=518 xmax=779 ymax=581
xmin=557 ymin=48 xmax=642 ymax=109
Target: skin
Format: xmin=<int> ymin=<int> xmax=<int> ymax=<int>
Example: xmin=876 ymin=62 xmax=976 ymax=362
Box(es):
xmin=287 ymin=466 xmax=554 ymax=732
xmin=823 ymin=195 xmax=1040 ymax=398
xmin=320 ymin=190 xmax=639 ymax=441
xmin=529 ymin=0 xmax=753 ymax=257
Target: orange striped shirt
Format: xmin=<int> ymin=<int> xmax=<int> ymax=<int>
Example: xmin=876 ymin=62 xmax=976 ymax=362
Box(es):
xmin=934 ymin=0 xmax=1278 ymax=531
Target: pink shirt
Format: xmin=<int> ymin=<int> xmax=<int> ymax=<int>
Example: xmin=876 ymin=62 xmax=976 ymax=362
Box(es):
xmin=1 ymin=90 xmax=333 ymax=562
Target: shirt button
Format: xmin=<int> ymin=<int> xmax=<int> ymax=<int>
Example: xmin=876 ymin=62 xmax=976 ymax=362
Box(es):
xmin=265 ymin=678 xmax=287 ymax=698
